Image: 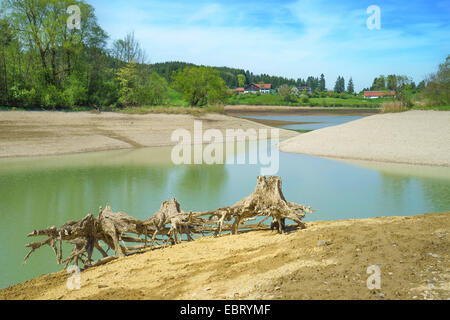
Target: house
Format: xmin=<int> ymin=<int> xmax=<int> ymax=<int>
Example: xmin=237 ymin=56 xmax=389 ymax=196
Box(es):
xmin=245 ymin=83 xmax=272 ymax=94
xmin=363 ymin=91 xmax=396 ymax=99
xmin=297 ymin=86 xmax=312 ymax=94
xmin=232 ymin=88 xmax=245 ymax=95
xmin=257 ymin=83 xmax=271 ymax=94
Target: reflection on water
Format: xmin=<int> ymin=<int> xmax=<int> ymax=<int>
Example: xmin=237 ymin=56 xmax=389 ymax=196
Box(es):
xmin=0 ymin=144 xmax=449 ymax=289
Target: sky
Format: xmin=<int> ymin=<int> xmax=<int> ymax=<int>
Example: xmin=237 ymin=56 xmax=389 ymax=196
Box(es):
xmin=91 ymin=0 xmax=450 ymax=91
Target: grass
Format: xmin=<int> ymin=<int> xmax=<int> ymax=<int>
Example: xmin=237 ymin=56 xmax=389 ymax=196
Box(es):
xmin=411 ymin=105 xmax=450 ymax=111
xmin=227 ymin=94 xmax=382 ymax=108
xmin=115 ymin=104 xmax=225 ymax=115
xmin=380 ymin=101 xmax=409 ymax=113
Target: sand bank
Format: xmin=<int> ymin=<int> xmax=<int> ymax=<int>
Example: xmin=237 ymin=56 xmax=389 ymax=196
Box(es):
xmin=0 ymin=111 xmax=297 ymax=158
xmin=279 ymin=110 xmax=450 ymax=167
xmin=1 ymin=212 xmax=448 ymax=300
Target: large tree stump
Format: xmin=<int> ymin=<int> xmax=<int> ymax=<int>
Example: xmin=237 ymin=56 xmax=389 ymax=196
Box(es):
xmin=23 ymin=176 xmax=314 ymax=270
xmin=195 ymin=176 xmax=314 ymax=235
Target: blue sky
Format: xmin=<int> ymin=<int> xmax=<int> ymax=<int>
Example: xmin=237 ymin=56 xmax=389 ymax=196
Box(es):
xmin=91 ymin=0 xmax=450 ymax=91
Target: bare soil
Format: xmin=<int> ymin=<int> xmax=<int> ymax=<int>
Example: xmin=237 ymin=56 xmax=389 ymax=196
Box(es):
xmin=0 ymin=111 xmax=297 ymax=158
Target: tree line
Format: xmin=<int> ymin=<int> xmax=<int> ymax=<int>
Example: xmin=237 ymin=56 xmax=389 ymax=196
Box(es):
xmin=0 ymin=0 xmax=171 ymax=109
xmin=0 ymin=1 xmax=447 ymax=109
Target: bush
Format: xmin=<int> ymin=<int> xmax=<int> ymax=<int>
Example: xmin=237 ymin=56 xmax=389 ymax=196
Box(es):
xmin=136 ymin=72 xmax=168 ymax=106
xmin=381 ymin=101 xmax=408 ymax=113
xmin=42 ymin=85 xmax=65 ymax=108
xmin=300 ymin=95 xmax=309 ymax=103
xmin=10 ymin=86 xmax=41 ymax=107
xmin=62 ymin=76 xmax=88 ymax=107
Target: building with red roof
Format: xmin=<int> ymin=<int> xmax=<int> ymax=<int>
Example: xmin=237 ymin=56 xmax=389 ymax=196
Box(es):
xmin=363 ymin=91 xmax=396 ymax=99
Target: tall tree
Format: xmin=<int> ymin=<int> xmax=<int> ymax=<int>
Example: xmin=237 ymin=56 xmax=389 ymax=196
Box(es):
xmin=334 ymin=76 xmax=345 ymax=93
xmin=319 ymin=74 xmax=326 ymax=91
xmin=371 ymin=75 xmax=386 ymax=90
xmin=424 ymin=55 xmax=449 ymax=106
xmin=347 ymin=77 xmax=354 ymax=94
xmin=112 ymin=32 xmax=147 ymax=65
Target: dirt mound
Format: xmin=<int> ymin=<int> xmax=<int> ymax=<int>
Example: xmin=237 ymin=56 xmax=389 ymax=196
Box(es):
xmin=1 ymin=212 xmax=448 ymax=300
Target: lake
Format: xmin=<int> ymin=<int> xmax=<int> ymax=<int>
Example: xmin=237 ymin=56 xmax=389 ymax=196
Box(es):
xmin=242 ymin=115 xmax=366 ymax=130
xmin=0 ymin=115 xmax=449 ymax=289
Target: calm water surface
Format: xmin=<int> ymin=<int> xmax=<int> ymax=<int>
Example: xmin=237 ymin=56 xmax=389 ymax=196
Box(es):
xmin=0 ymin=120 xmax=449 ymax=289
xmin=243 ymin=115 xmax=366 ymax=130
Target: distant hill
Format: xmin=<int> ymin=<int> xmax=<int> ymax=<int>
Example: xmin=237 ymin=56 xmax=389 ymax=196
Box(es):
xmin=148 ymin=61 xmax=301 ymax=89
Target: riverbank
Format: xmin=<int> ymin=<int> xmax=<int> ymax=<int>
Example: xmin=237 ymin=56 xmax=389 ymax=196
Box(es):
xmin=0 ymin=111 xmax=297 ymax=158
xmin=1 ymin=212 xmax=448 ymax=300
xmin=279 ymin=110 xmax=450 ymax=167
xmin=225 ymin=105 xmax=379 ymax=116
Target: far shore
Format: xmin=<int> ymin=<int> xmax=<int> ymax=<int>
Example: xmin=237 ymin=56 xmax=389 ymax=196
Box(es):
xmin=224 ymin=105 xmax=380 ymax=116
xmin=0 ymin=110 xmax=297 ymax=159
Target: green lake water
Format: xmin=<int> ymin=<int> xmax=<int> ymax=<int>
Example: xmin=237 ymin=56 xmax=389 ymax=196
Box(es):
xmin=0 ymin=130 xmax=449 ymax=289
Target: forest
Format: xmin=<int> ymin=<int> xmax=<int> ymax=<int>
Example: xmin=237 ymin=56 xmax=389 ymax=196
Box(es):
xmin=0 ymin=0 xmax=447 ymax=109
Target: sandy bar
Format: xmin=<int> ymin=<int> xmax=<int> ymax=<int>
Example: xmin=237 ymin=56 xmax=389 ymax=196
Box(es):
xmin=279 ymin=110 xmax=450 ymax=167
xmin=0 ymin=111 xmax=297 ymax=159
xmin=1 ymin=212 xmax=448 ymax=300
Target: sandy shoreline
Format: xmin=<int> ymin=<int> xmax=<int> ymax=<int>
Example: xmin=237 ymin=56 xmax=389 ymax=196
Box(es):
xmin=1 ymin=212 xmax=448 ymax=300
xmin=279 ymin=110 xmax=450 ymax=167
xmin=0 ymin=111 xmax=297 ymax=159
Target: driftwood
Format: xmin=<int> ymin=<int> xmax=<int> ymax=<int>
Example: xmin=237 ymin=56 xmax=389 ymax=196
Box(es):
xmin=23 ymin=176 xmax=313 ymax=269
xmin=194 ymin=176 xmax=314 ymax=235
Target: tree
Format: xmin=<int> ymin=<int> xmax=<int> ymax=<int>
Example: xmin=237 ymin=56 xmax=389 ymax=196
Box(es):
xmin=417 ymin=80 xmax=426 ymax=90
xmin=279 ymin=84 xmax=298 ymax=102
xmin=116 ymin=62 xmax=138 ymax=106
xmin=347 ymin=77 xmax=354 ymax=94
xmin=112 ymin=32 xmax=147 ymax=65
xmin=371 ymin=75 xmax=386 ymax=90
xmin=173 ymin=66 xmax=227 ymax=106
xmin=395 ymin=75 xmax=413 ymax=107
xmin=424 ymin=55 xmax=449 ymax=106
xmin=334 ymin=76 xmax=345 ymax=93
xmin=387 ymin=75 xmax=397 ymax=90
xmin=237 ymin=74 xmax=246 ymax=88
xmin=319 ymin=74 xmax=326 ymax=92
xmin=1 ymin=0 xmax=110 ymax=108
xmin=116 ymin=63 xmax=168 ymax=106
xmin=137 ymin=72 xmax=168 ymax=106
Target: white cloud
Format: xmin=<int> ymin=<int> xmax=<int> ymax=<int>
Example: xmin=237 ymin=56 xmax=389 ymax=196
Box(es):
xmin=95 ymin=0 xmax=450 ymax=91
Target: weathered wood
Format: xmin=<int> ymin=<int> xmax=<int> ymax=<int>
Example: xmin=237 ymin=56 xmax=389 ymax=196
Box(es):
xmin=23 ymin=176 xmax=313 ymax=270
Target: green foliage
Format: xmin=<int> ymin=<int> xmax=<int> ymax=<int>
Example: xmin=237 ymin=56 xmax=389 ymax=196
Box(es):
xmin=116 ymin=63 xmax=168 ymax=106
xmin=371 ymin=75 xmax=386 ymax=90
xmin=334 ymin=76 xmax=346 ymax=93
xmin=347 ymin=78 xmax=354 ymax=94
xmin=424 ymin=55 xmax=449 ymax=107
xmin=136 ymin=72 xmax=168 ymax=106
xmin=173 ymin=66 xmax=227 ymax=106
xmin=279 ymin=84 xmax=298 ymax=102
xmin=237 ymin=74 xmax=246 ymax=87
xmin=116 ymin=63 xmax=138 ymax=106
